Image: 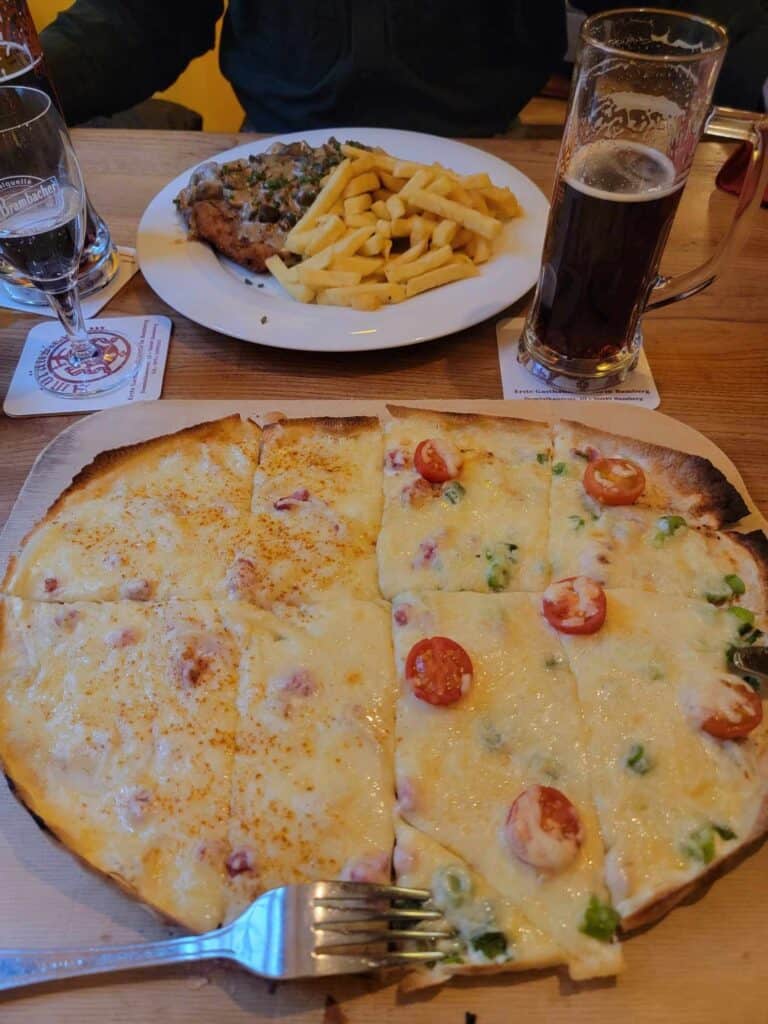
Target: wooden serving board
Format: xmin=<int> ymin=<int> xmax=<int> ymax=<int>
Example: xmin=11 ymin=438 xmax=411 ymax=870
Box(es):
xmin=1 ymin=400 xmax=766 ymax=1024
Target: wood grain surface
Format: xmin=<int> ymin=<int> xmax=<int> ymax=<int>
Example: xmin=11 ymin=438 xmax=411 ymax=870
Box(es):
xmin=1 ymin=130 xmax=768 ymax=1024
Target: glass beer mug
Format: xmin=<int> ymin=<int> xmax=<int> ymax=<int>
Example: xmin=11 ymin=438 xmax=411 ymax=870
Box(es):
xmin=519 ymin=8 xmax=768 ymax=392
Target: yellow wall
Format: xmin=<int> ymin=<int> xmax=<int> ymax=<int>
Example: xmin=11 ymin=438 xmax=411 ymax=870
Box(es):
xmin=29 ymin=0 xmax=244 ymax=130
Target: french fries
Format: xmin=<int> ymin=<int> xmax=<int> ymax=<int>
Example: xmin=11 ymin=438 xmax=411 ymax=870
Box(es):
xmin=268 ymin=142 xmax=521 ymax=309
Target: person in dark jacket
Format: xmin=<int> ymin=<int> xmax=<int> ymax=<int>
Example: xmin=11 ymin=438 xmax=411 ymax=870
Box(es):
xmin=41 ymin=0 xmax=768 ymax=134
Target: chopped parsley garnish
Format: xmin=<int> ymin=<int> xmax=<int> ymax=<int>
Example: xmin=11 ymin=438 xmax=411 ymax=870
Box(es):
xmin=579 ymin=895 xmax=619 ymax=942
xmin=725 ymin=574 xmax=746 ymax=596
xmin=552 ymin=462 xmax=567 ymax=476
xmin=470 ymin=931 xmax=508 ymax=960
xmin=443 ymin=480 xmax=466 ymax=505
xmin=265 ymin=176 xmax=289 ymax=191
xmin=706 ymin=592 xmax=729 ymax=607
xmin=568 ymin=515 xmax=585 ymax=530
xmin=545 ymin=654 xmax=563 ymax=669
xmin=625 ymin=743 xmax=652 ymax=775
xmin=536 ymin=452 xmax=549 ymax=464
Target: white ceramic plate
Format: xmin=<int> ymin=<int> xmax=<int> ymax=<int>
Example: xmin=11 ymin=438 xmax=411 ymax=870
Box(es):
xmin=136 ymin=128 xmax=549 ymax=353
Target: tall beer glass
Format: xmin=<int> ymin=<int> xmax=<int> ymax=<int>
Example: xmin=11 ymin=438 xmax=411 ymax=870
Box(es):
xmin=0 ymin=0 xmax=118 ymax=306
xmin=0 ymin=87 xmax=132 ymax=396
xmin=519 ymin=8 xmax=768 ymax=392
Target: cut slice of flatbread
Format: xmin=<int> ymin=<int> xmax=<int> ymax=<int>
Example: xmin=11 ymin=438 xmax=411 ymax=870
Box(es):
xmin=391 ymin=590 xmax=624 ymax=980
xmin=4 ymin=415 xmax=261 ymax=603
xmin=559 ymin=590 xmax=768 ymax=929
xmin=3 ymin=497 xmax=253 ymax=603
xmin=377 ymin=406 xmax=551 ymax=599
xmin=0 ymin=597 xmax=239 ymax=932
xmin=394 ymin=817 xmax=565 ymax=990
xmin=224 ymin=598 xmax=395 ymax=922
xmin=549 ymin=487 xmax=768 ymax=614
xmin=551 ymin=421 xmax=748 ymax=529
xmin=242 ymin=416 xmax=384 ymax=607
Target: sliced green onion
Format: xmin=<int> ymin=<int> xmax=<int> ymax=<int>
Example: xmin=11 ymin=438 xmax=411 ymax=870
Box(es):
xmin=681 ymin=825 xmax=715 ymax=865
xmin=579 ymin=895 xmax=619 ymax=942
xmin=487 ymin=562 xmax=511 ymax=592
xmin=552 ymin=462 xmax=567 ymax=476
xmin=728 ymin=606 xmax=756 ymax=628
xmin=442 ymin=481 xmax=466 ymax=505
xmin=625 ymin=743 xmax=652 ymax=775
xmin=712 ymin=824 xmax=737 ymax=841
xmin=433 ymin=865 xmax=473 ymax=908
xmin=725 ymin=574 xmax=746 ymax=596
xmin=470 ymin=931 xmax=508 ymax=960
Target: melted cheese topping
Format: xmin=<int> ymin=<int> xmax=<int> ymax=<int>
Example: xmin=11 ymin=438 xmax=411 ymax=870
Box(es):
xmin=0 ymin=597 xmax=239 ymax=931
xmin=378 ymin=414 xmax=551 ymax=599
xmin=560 ymin=591 xmax=768 ymax=921
xmin=549 ymin=468 xmax=764 ymax=613
xmin=682 ymin=677 xmax=754 ymax=727
xmin=224 ymin=599 xmax=395 ymax=921
xmin=394 ymin=817 xmax=564 ymax=980
xmin=247 ymin=422 xmax=384 ymax=606
xmin=393 ymin=590 xmax=623 ymax=980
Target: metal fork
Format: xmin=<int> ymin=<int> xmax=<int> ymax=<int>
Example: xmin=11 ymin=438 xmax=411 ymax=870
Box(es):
xmin=0 ymin=881 xmax=453 ymax=992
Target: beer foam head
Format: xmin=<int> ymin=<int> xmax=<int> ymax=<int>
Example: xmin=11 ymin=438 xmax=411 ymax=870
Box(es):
xmin=565 ymin=140 xmax=679 ymax=202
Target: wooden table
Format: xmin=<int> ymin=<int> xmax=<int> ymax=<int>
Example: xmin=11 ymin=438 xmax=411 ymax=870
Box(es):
xmin=0 ymin=130 xmax=767 ymax=526
xmin=1 ymin=131 xmax=768 ymax=1024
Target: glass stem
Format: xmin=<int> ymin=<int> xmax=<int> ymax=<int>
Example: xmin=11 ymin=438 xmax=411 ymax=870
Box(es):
xmin=45 ymin=285 xmax=94 ymax=364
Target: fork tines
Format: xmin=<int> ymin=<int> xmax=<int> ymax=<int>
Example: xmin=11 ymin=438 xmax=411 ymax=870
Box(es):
xmin=310 ymin=881 xmax=455 ymax=967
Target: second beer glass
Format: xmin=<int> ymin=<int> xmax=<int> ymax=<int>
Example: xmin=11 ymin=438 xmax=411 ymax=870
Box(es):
xmin=520 ymin=9 xmax=768 ymax=391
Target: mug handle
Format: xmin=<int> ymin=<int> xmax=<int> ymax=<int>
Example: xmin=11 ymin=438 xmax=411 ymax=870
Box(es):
xmin=646 ymin=106 xmax=768 ymax=310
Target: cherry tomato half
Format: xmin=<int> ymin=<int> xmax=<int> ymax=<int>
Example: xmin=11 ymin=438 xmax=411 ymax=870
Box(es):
xmin=541 ymin=576 xmax=607 ymax=635
xmin=699 ymin=679 xmax=763 ymax=740
xmin=405 ymin=636 xmax=473 ymax=706
xmin=413 ymin=438 xmax=462 ymax=484
xmin=583 ymin=457 xmax=646 ymax=506
xmin=505 ymin=785 xmax=583 ymax=873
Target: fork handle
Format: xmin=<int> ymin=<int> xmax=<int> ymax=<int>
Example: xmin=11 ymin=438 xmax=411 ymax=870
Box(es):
xmin=0 ymin=929 xmax=232 ymax=992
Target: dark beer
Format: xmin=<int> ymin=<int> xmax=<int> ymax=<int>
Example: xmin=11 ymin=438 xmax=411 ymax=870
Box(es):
xmin=0 ymin=41 xmax=47 ymax=88
xmin=528 ymin=140 xmax=683 ymax=362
